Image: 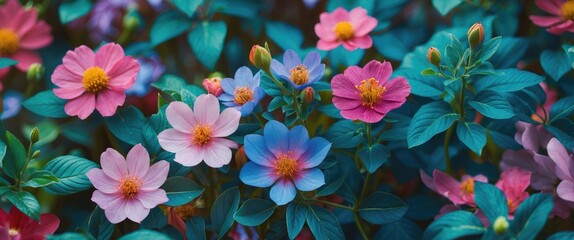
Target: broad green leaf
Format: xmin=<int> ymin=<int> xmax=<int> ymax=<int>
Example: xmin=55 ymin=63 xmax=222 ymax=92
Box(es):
xmin=104 ymin=106 xmax=146 ymax=145
xmin=357 ymin=144 xmax=391 ymax=173
xmin=265 ymin=21 xmax=303 ymax=51
xmin=172 ymin=0 xmax=203 ymax=17
xmin=22 ymin=90 xmax=68 ymax=118
xmin=141 ymin=207 xmax=167 ymax=229
xmin=59 ymin=0 xmax=92 ymax=24
xmin=22 ymin=170 xmax=59 ymax=188
xmin=233 ymin=199 xmax=276 ymax=226
xmin=188 ymin=21 xmax=227 ymax=70
xmin=548 ymin=231 xmax=574 ymax=240
xmin=186 ymin=217 xmax=207 ymax=240
xmin=0 ymin=58 xmax=18 ymax=68
xmin=211 ymin=187 xmax=240 ymax=239
xmin=424 ymin=210 xmax=485 ymax=239
xmin=162 ymin=177 xmax=204 ymax=206
xmin=47 ymin=233 xmax=90 ymax=240
xmin=22 ymin=120 xmax=60 ymax=146
xmin=119 ymin=230 xmax=171 ymax=240
xmin=4 ymin=131 xmax=27 ymax=180
xmin=474 ymin=69 xmax=544 ymax=93
xmin=286 ymin=202 xmax=308 ymax=240
xmin=549 ymin=96 xmax=574 ymax=123
xmin=432 ymin=0 xmax=463 ymax=16
xmin=42 ymin=155 xmax=98 ymax=195
xmin=359 ymin=192 xmax=408 ymax=224
xmin=150 ymin=11 xmax=193 ymax=46
xmin=474 ymin=182 xmax=508 ymax=223
xmin=306 ymin=205 xmax=344 ymax=240
xmin=407 ymin=101 xmax=458 ymax=148
xmin=510 ymin=194 xmax=553 ymax=240
xmin=475 ymin=36 xmax=501 ymax=63
xmin=322 ymin=120 xmax=363 ymax=149
xmin=540 ymin=45 xmax=572 ymax=81
xmin=469 ymin=90 xmax=514 ymax=119
xmin=456 ymin=121 xmax=487 ymax=156
xmin=88 ymin=207 xmax=114 ymax=240
xmin=4 ymin=190 xmax=41 ymax=221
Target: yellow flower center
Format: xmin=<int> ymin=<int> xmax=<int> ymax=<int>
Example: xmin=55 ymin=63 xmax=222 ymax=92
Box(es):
xmin=333 ymin=21 xmax=354 ymax=41
xmin=8 ymin=228 xmax=19 ymax=236
xmin=193 ymin=124 xmax=212 ymax=145
xmin=119 ymin=176 xmax=141 ymax=199
xmin=290 ymin=64 xmax=310 ymax=85
xmin=82 ymin=66 xmax=110 ymax=93
xmin=460 ymin=178 xmax=475 ymax=194
xmin=0 ymin=29 xmax=20 ymax=55
xmin=355 ymin=78 xmax=386 ymax=109
xmin=562 ymin=1 xmax=574 ymax=20
xmin=275 ymin=153 xmax=298 ymax=178
xmin=233 ymin=86 xmax=254 ymax=105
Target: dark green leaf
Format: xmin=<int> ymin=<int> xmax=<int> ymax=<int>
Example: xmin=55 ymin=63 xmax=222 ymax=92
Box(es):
xmin=0 ymin=58 xmax=18 ymax=68
xmin=456 ymin=121 xmax=487 ymax=156
xmin=306 ymin=205 xmax=344 ymax=240
xmin=3 ymin=131 xmax=27 ymax=180
xmin=432 ymin=0 xmax=463 ymax=15
xmin=322 ymin=120 xmax=363 ymax=149
xmin=22 ymin=170 xmax=59 ymax=188
xmin=474 ymin=182 xmax=508 ymax=223
xmin=150 ymin=11 xmax=193 ymax=46
xmin=211 ymin=187 xmax=240 ymax=239
xmin=286 ymin=202 xmax=307 ymax=240
xmin=359 ymin=192 xmax=408 ymax=224
xmin=42 ymin=155 xmax=98 ymax=195
xmin=59 ymin=0 xmax=92 ymax=24
xmin=540 ymin=45 xmax=572 ymax=81
xmin=119 ymin=229 xmax=171 ymax=240
xmin=22 ymin=90 xmax=68 ymax=118
xmin=510 ymin=193 xmax=553 ymax=240
xmin=188 ymin=21 xmax=227 ymax=70
xmin=476 ymin=36 xmax=501 ymax=63
xmin=469 ymin=90 xmax=514 ymax=119
xmin=105 ymin=106 xmax=146 ymax=145
xmin=234 ymin=199 xmax=276 ymax=226
xmin=407 ymin=101 xmax=458 ymax=148
xmin=172 ymin=0 xmax=203 ymax=17
xmin=549 ymin=96 xmax=574 ymax=123
xmin=88 ymin=207 xmax=114 ymax=240
xmin=265 ymin=21 xmax=303 ymax=51
xmin=162 ymin=177 xmax=204 ymax=206
xmin=474 ymin=69 xmax=544 ymax=93
xmin=375 ymin=219 xmax=422 ymax=240
xmin=357 ymin=144 xmax=390 ymax=173
xmin=5 ymin=190 xmax=41 ymax=221
xmin=424 ymin=210 xmax=485 ymax=240
xmin=186 ymin=217 xmax=207 ymax=240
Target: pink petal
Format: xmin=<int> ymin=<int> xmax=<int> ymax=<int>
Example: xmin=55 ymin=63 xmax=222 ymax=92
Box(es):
xmin=37 ymin=214 xmax=60 ymax=234
xmin=166 ymin=101 xmax=197 ymax=133
xmin=11 ymin=7 xmax=36 ymax=37
xmin=91 ymin=190 xmax=121 ymax=209
xmin=314 ymin=24 xmax=337 ymax=42
xmin=137 ymin=189 xmax=168 ymax=208
xmin=340 ymin=106 xmax=384 ymax=123
xmin=331 ymin=74 xmax=360 ymax=99
xmin=535 ymin=0 xmax=561 ymax=15
xmin=548 ymin=20 xmax=574 ymax=35
xmin=203 ymin=140 xmax=233 ymax=168
xmin=433 ymin=170 xmax=465 ymax=205
xmin=64 ymin=93 xmax=96 ymax=120
xmin=342 ymin=41 xmax=357 ymax=51
xmin=374 ymin=77 xmax=410 ymax=114
xmin=62 ymin=45 xmax=95 ymax=75
xmin=140 ymin=160 xmax=169 ymax=190
xmin=126 ymin=144 xmax=150 ymax=179
xmin=211 ymin=108 xmax=241 ymax=137
xmin=95 ymin=43 xmax=125 ymax=72
xmin=51 ymin=65 xmax=83 ymax=88
xmin=317 ymin=39 xmax=340 ymax=51
xmin=557 ymin=180 xmax=574 ymax=202
xmin=19 ymin=21 xmax=52 ymax=49
xmin=194 ymin=94 xmax=220 ymax=125
xmin=124 ymin=199 xmax=149 ymax=223
xmin=420 ymin=170 xmax=438 ymax=192
xmin=11 ymin=50 xmax=41 ymax=71
xmin=213 ymin=137 xmax=238 ymax=149
xmin=547 ymin=138 xmax=574 ymax=180
xmin=107 ymin=57 xmax=139 ymax=91
xmin=86 ymin=169 xmax=119 ymax=194
xmin=332 ymin=96 xmax=362 ymax=110
xmin=100 ymin=148 xmax=128 ymax=180
xmin=95 ymin=89 xmax=125 ymax=117
xmin=364 ymin=60 xmax=392 ymax=82
xmin=105 ymin=200 xmax=127 ymax=224
xmin=173 ymin=146 xmax=204 ymax=167
xmin=349 ymin=35 xmax=373 ymax=49
xmin=329 ymin=7 xmax=350 ymax=23
xmin=343 ymin=65 xmax=368 ymax=85
xmin=158 ymin=129 xmax=192 ymax=152
xmin=53 ymin=86 xmax=85 ymax=100
xmin=530 ymin=15 xmax=564 ymax=27
xmin=349 ymin=9 xmax=377 ymax=37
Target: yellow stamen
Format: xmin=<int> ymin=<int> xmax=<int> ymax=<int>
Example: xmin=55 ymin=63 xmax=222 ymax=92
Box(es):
xmin=290 ymin=64 xmax=310 ymax=85
xmin=333 ymin=21 xmax=354 ymax=41
xmin=275 ymin=153 xmax=298 ymax=178
xmin=82 ymin=66 xmax=110 ymax=93
xmin=119 ymin=176 xmax=141 ymax=199
xmin=233 ymin=87 xmax=254 ymax=105
xmin=193 ymin=124 xmax=212 ymax=145
xmin=0 ymin=29 xmax=20 ymax=55
xmin=562 ymin=1 xmax=574 ymax=20
xmin=460 ymin=178 xmax=475 ymax=194
xmin=355 ymin=78 xmax=386 ymax=109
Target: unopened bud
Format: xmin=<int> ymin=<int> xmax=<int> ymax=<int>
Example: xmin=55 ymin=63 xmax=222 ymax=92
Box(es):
xmin=249 ymin=44 xmax=271 ymax=71
xmin=202 ymin=77 xmax=223 ymax=96
xmin=26 ymin=63 xmax=44 ymax=82
xmin=235 ymin=146 xmax=247 ymax=168
xmin=493 ymin=216 xmax=509 ymax=235
xmin=301 ymin=87 xmax=315 ymax=103
xmin=30 ymin=127 xmax=40 ymax=144
xmin=123 ymin=7 xmax=141 ymax=31
xmin=427 ymin=47 xmax=441 ymax=66
xmin=31 ymin=150 xmax=40 ymax=159
xmin=467 ymin=22 xmax=484 ymax=49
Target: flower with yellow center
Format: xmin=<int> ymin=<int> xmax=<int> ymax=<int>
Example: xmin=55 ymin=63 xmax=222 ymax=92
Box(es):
xmin=118 ymin=176 xmax=142 ymax=199
xmin=355 ymin=78 xmax=387 ymax=109
xmin=82 ymin=66 xmax=110 ymax=93
xmin=333 ymin=21 xmax=354 ymax=41
xmin=233 ymin=86 xmax=254 ymax=105
xmin=193 ymin=124 xmax=212 ymax=145
xmin=459 ymin=178 xmax=475 ymax=195
xmin=290 ymin=64 xmax=310 ymax=85
xmin=0 ymin=29 xmax=20 ymax=55
xmin=563 ymin=1 xmax=574 ymax=20
xmin=275 ymin=153 xmax=299 ymax=178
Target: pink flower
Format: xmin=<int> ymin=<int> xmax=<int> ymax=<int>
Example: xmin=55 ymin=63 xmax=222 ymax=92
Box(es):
xmin=530 ymin=0 xmax=574 ymax=35
xmin=0 ymin=0 xmax=52 ymax=79
xmin=158 ymin=94 xmax=241 ymax=168
xmin=420 ymin=169 xmax=488 ymax=207
xmin=532 ymin=83 xmax=558 ymax=123
xmin=495 ymin=168 xmax=531 ymax=214
xmin=0 ymin=206 xmax=59 ymax=240
xmin=202 ymin=76 xmax=223 ymax=96
xmin=331 ymin=60 xmax=410 ymax=123
xmin=52 ymin=43 xmax=140 ymax=119
xmin=86 ymin=144 xmax=169 ymax=223
xmin=314 ymin=7 xmax=377 ymax=51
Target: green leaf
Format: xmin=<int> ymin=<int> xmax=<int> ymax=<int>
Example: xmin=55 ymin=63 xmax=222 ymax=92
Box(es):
xmin=211 ymin=187 xmax=240 ymax=239
xmin=456 ymin=121 xmax=487 ymax=156
xmin=188 ymin=21 xmax=227 ymax=70
xmin=549 ymin=96 xmax=574 ymax=123
xmin=476 ymin=36 xmax=501 ymax=63
xmin=432 ymin=0 xmax=463 ymax=15
xmin=407 ymin=101 xmax=458 ymax=148
xmin=162 ymin=176 xmax=204 ymax=206
xmin=186 ymin=217 xmax=207 ymax=240
xmin=268 ymin=96 xmax=286 ymax=112
xmin=546 ymin=119 xmax=574 ymax=150
xmin=286 ymin=202 xmax=308 ymax=240
xmin=424 ymin=210 xmax=485 ymax=239
xmin=42 ymin=155 xmax=98 ymax=195
xmin=474 ymin=182 xmax=508 ymax=223
xmin=474 ymin=69 xmax=544 ymax=93
xmin=357 ymin=144 xmax=390 ymax=173
xmin=469 ymin=90 xmax=514 ymax=119
xmin=88 ymin=207 xmax=114 ymax=240
xmin=359 ymin=192 xmax=408 ymax=224
xmin=22 ymin=170 xmax=59 ymax=188
xmin=0 ymin=141 xmax=6 ymax=169
xmin=3 ymin=131 xmax=27 ymax=180
xmin=5 ymin=190 xmax=41 ymax=221
xmin=306 ymin=205 xmax=344 ymax=240
xmin=22 ymin=120 xmax=60 ymax=146
xmin=233 ymin=199 xmax=276 ymax=226
xmin=150 ymin=11 xmax=193 ymax=46
xmin=47 ymin=233 xmax=90 ymax=240
xmin=141 ymin=207 xmax=167 ymax=229
xmin=322 ymin=120 xmax=363 ymax=149
xmin=541 ymin=45 xmax=572 ymax=81
xmin=548 ymin=231 xmax=574 ymax=240
xmin=375 ymin=219 xmax=422 ymax=240
xmin=181 ymin=89 xmax=199 ymax=106
xmin=0 ymin=58 xmax=18 ymax=68
xmin=22 ymin=90 xmax=68 ymax=118
xmin=153 ymin=74 xmax=186 ymax=93
xmin=421 ymin=68 xmax=437 ymax=75
xmin=172 ymin=0 xmax=203 ymax=17
xmin=510 ymin=194 xmax=553 ymax=240
xmin=104 ymin=106 xmax=146 ymax=145
xmin=265 ymin=21 xmax=304 ymax=51
xmin=59 ymin=0 xmax=92 ymax=24
xmin=119 ymin=229 xmax=171 ymax=240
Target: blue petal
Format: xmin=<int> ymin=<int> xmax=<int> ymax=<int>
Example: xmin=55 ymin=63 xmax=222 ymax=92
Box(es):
xmin=271 ymin=59 xmax=289 ymax=78
xmin=264 ymin=120 xmax=289 ymax=156
xmin=218 ymin=93 xmax=234 ymax=102
xmin=270 ymin=179 xmax=296 ymax=206
xmin=239 ymin=102 xmax=256 ymax=116
xmin=288 ymin=125 xmax=309 ymax=159
xmin=294 ymin=168 xmax=325 ymax=191
xmin=249 ymin=71 xmax=262 ymax=88
xmin=307 ymin=64 xmax=325 ymax=84
xmin=240 ymin=162 xmax=278 ymax=188
xmin=303 ymin=51 xmax=321 ymax=69
xmin=300 ymin=137 xmax=331 ymax=168
xmin=235 ymin=66 xmax=253 ymax=87
xmin=221 ymin=78 xmax=236 ymax=94
xmin=283 ymin=49 xmax=301 ymax=70
xmin=252 ymin=87 xmax=266 ymax=102
xmin=244 ymin=134 xmax=276 ymax=167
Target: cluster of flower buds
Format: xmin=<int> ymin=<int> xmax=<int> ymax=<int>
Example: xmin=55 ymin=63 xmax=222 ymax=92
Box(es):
xmin=426 ymin=22 xmax=484 ymax=66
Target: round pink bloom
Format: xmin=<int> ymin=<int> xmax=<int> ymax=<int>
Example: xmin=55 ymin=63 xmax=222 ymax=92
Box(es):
xmin=530 ymin=0 xmax=574 ymax=35
xmin=86 ymin=144 xmax=169 ymax=224
xmin=0 ymin=206 xmax=59 ymax=240
xmin=331 ymin=60 xmax=410 ymax=123
xmin=314 ymin=7 xmax=377 ymax=51
xmin=0 ymin=0 xmax=53 ymax=78
xmin=51 ymin=43 xmax=140 ymax=119
xmin=158 ymin=94 xmax=241 ymax=168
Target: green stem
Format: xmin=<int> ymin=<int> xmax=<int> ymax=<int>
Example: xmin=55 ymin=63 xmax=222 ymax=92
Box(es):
xmin=16 ymin=140 xmax=35 ymax=190
xmin=354 ymin=212 xmax=369 ymax=240
xmin=444 ymin=125 xmax=455 ymax=175
xmin=309 ymin=199 xmax=354 ymax=211
xmin=366 ymin=123 xmax=372 ymax=146
xmin=353 ymin=172 xmax=371 ymax=239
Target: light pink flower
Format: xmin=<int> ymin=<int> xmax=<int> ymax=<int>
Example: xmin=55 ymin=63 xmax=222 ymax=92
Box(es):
xmin=314 ymin=7 xmax=377 ymax=51
xmin=420 ymin=169 xmax=488 ymax=207
xmin=86 ymin=144 xmax=169 ymax=224
xmin=158 ymin=94 xmax=241 ymax=168
xmin=51 ymin=43 xmax=140 ymax=119
xmin=530 ymin=0 xmax=574 ymax=35
xmin=495 ymin=168 xmax=531 ymax=214
xmin=0 ymin=0 xmax=52 ymax=79
xmin=331 ymin=60 xmax=410 ymax=123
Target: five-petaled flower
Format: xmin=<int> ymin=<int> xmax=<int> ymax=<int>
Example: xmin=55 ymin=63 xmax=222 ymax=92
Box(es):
xmin=271 ymin=49 xmax=325 ymax=90
xmin=218 ymin=66 xmax=265 ymax=116
xmin=0 ymin=206 xmax=59 ymax=240
xmin=314 ymin=7 xmax=377 ymax=51
xmin=530 ymin=0 xmax=574 ymax=34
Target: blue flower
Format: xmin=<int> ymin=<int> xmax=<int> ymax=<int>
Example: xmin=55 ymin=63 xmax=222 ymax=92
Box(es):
xmin=1 ymin=90 xmax=23 ymax=120
xmin=239 ymin=120 xmax=331 ymax=205
xmin=218 ymin=66 xmax=265 ymax=116
xmin=126 ymin=55 xmax=165 ymax=96
xmin=270 ymin=49 xmax=325 ymax=90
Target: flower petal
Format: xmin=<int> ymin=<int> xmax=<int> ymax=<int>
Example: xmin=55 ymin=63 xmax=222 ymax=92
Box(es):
xmin=158 ymin=129 xmax=192 ymax=152
xmin=141 ymin=160 xmax=169 ymax=190
xmin=547 ymin=138 xmax=574 ymax=181
xmin=95 ymin=43 xmax=125 ymax=72
xmin=51 ymin=65 xmax=83 ymax=88
xmin=11 ymin=50 xmax=41 ymax=71
xmin=95 ymin=89 xmax=125 ymax=117
xmin=91 ymin=190 xmax=121 ymax=209
xmin=124 ymin=199 xmax=149 ymax=223
xmin=270 ymin=179 xmax=296 ymax=206
xmin=244 ymin=134 xmax=276 ymax=167
xmin=104 ymin=200 xmax=127 ymax=224
xmin=37 ymin=214 xmax=60 ymax=235
xmin=137 ymin=189 xmax=168 ymax=208
xmin=263 ymin=120 xmax=289 ymax=156
xmin=126 ymin=144 xmax=150 ymax=179
xmin=19 ymin=21 xmax=53 ymax=49
xmin=203 ymin=140 xmax=233 ymax=168
xmin=283 ymin=49 xmax=301 ymax=70
xmin=294 ymin=168 xmax=325 ymax=191
xmin=288 ymin=125 xmax=309 ymax=159
xmin=557 ymin=180 xmax=574 ymax=202
xmin=530 ymin=15 xmax=564 ymax=27
xmin=62 ymin=45 xmax=95 ymax=75
xmin=239 ymin=162 xmax=278 ymax=188
xmin=433 ymin=170 xmax=465 ymax=205
xmin=317 ymin=39 xmax=340 ymax=51
xmin=166 ymin=101 xmax=196 ymax=133
xmin=64 ymin=93 xmax=95 ymax=120
xmin=194 ymin=94 xmax=220 ymax=125
xmin=212 ymin=108 xmax=241 ymax=137
xmin=299 ymin=137 xmax=330 ymax=168
xmin=100 ymin=148 xmax=128 ymax=180
xmin=174 ymin=146 xmax=204 ymax=167
xmin=87 ymin=168 xmax=119 ymax=194
xmin=107 ymin=57 xmax=139 ymax=90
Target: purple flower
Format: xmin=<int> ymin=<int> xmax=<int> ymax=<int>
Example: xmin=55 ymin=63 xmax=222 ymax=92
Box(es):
xmin=126 ymin=55 xmax=165 ymax=96
xmin=547 ymin=138 xmax=574 ymax=203
xmin=88 ymin=0 xmax=134 ymax=41
xmin=271 ymin=49 xmax=325 ymax=90
xmin=218 ymin=66 xmax=265 ymax=116
xmin=239 ymin=120 xmax=330 ymax=205
xmin=1 ymin=90 xmax=23 ymax=120
xmin=303 ymin=0 xmax=320 ymax=8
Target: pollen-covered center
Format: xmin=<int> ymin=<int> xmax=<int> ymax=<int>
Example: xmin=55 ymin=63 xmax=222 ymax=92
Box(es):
xmin=355 ymin=78 xmax=386 ymax=109
xmin=460 ymin=178 xmax=475 ymax=195
xmin=118 ymin=176 xmax=141 ymax=199
xmin=0 ymin=29 xmax=20 ymax=55
xmin=8 ymin=228 xmax=19 ymax=236
xmin=82 ymin=66 xmax=110 ymax=93
xmin=275 ymin=153 xmax=298 ymax=178
xmin=193 ymin=124 xmax=212 ymax=145
xmin=562 ymin=1 xmax=574 ymax=20
xmin=233 ymin=86 xmax=254 ymax=105
xmin=333 ymin=21 xmax=354 ymax=41
xmin=290 ymin=64 xmax=310 ymax=85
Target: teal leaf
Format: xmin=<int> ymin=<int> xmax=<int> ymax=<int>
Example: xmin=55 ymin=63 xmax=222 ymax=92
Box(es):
xmin=22 ymin=90 xmax=68 ymax=118
xmin=432 ymin=0 xmax=463 ymax=16
xmin=5 ymin=190 xmax=41 ymax=221
xmin=47 ymin=233 xmax=89 ymax=240
xmin=407 ymin=101 xmax=458 ymax=148
xmin=424 ymin=210 xmax=485 ymax=239
xmin=357 ymin=144 xmax=391 ymax=173
xmin=141 ymin=207 xmax=167 ymax=229
xmin=172 ymin=0 xmax=203 ymax=17
xmin=375 ymin=219 xmax=422 ymax=240
xmin=475 ymin=36 xmax=501 ymax=63
xmin=153 ymin=74 xmax=186 ymax=93
xmin=104 ymin=106 xmax=146 ymax=145
xmin=22 ymin=121 xmax=60 ymax=146
xmin=119 ymin=229 xmax=171 ymax=240
xmin=181 ymin=89 xmax=199 ymax=106
xmin=22 ymin=170 xmax=59 ymax=188
xmin=150 ymin=11 xmax=193 ymax=46
xmin=548 ymin=231 xmax=574 ymax=240
xmin=546 ymin=119 xmax=574 ymax=150
xmin=265 ymin=21 xmax=303 ymax=51
xmin=456 ymin=121 xmax=487 ymax=156
xmin=88 ymin=207 xmax=114 ymax=240
xmin=359 ymin=192 xmax=408 ymax=224
xmin=474 ymin=182 xmax=508 ymax=223
xmin=474 ymin=69 xmax=545 ymax=93
xmin=306 ymin=205 xmax=344 ymax=240
xmin=549 ymin=96 xmax=574 ymax=123
xmin=0 ymin=58 xmax=18 ymax=68
xmin=0 ymin=141 xmax=6 ymax=168
xmin=186 ymin=217 xmax=207 ymax=240
xmin=3 ymin=131 xmax=27 ymax=180
xmin=59 ymin=0 xmax=92 ymax=24
xmin=286 ymin=202 xmax=308 ymax=240
xmin=234 ymin=199 xmax=276 ymax=226
xmin=329 ymin=46 xmax=364 ymax=68
xmin=541 ymin=45 xmax=571 ymax=81
xmin=162 ymin=177 xmax=204 ymax=207
xmin=469 ymin=90 xmax=514 ymax=119
xmin=211 ymin=187 xmax=240 ymax=239
xmin=188 ymin=21 xmax=227 ymax=70
xmin=510 ymin=193 xmax=553 ymax=240
xmin=322 ymin=120 xmax=363 ymax=149
xmin=42 ymin=155 xmax=98 ymax=195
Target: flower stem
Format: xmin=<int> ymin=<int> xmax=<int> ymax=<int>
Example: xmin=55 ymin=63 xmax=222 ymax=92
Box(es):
xmin=352 ymin=172 xmax=371 ymax=239
xmin=309 ymin=199 xmax=354 ymax=211
xmin=444 ymin=125 xmax=454 ymax=175
xmin=265 ymin=70 xmax=306 ymax=126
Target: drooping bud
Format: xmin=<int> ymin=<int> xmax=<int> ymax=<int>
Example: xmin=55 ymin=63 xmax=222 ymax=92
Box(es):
xmin=493 ymin=216 xmax=509 ymax=235
xmin=427 ymin=47 xmax=441 ymax=67
xmin=467 ymin=22 xmax=484 ymax=49
xmin=235 ymin=146 xmax=247 ymax=168
xmin=26 ymin=63 xmax=44 ymax=82
xmin=301 ymin=87 xmax=315 ymax=103
xmin=30 ymin=127 xmax=40 ymax=144
xmin=249 ymin=44 xmax=271 ymax=71
xmin=202 ymin=76 xmax=223 ymax=96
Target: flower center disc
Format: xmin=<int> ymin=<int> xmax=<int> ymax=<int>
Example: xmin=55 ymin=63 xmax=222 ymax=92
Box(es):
xmin=275 ymin=154 xmax=298 ymax=178
xmin=460 ymin=178 xmax=475 ymax=195
xmin=333 ymin=21 xmax=354 ymax=41
xmin=119 ymin=176 xmax=141 ymax=199
xmin=355 ymin=78 xmax=386 ymax=109
xmin=82 ymin=66 xmax=110 ymax=93
xmin=0 ymin=29 xmax=20 ymax=55
xmin=562 ymin=1 xmax=574 ymax=20
xmin=290 ymin=64 xmax=309 ymax=85
xmin=193 ymin=124 xmax=212 ymax=145
xmin=233 ymin=87 xmax=254 ymax=105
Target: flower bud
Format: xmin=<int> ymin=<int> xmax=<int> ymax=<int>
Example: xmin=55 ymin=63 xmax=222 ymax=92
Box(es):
xmin=249 ymin=44 xmax=271 ymax=71
xmin=427 ymin=47 xmax=441 ymax=66
xmin=467 ymin=22 xmax=484 ymax=49
xmin=235 ymin=146 xmax=247 ymax=168
xmin=30 ymin=127 xmax=40 ymax=144
xmin=493 ymin=216 xmax=509 ymax=235
xmin=301 ymin=87 xmax=315 ymax=103
xmin=123 ymin=7 xmax=141 ymax=31
xmin=31 ymin=150 xmax=40 ymax=159
xmin=26 ymin=63 xmax=44 ymax=82
xmin=202 ymin=76 xmax=223 ymax=96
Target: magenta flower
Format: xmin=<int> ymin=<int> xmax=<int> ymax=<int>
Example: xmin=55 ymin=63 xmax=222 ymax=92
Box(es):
xmin=314 ymin=7 xmax=377 ymax=51
xmin=420 ymin=169 xmax=488 ymax=207
xmin=495 ymin=168 xmax=531 ymax=214
xmin=51 ymin=43 xmax=139 ymax=120
xmin=547 ymin=138 xmax=574 ymax=203
xmin=86 ymin=144 xmax=169 ymax=223
xmin=331 ymin=60 xmax=410 ymax=123
xmin=158 ymin=94 xmax=241 ymax=168
xmin=0 ymin=206 xmax=59 ymax=240
xmin=530 ymin=0 xmax=574 ymax=34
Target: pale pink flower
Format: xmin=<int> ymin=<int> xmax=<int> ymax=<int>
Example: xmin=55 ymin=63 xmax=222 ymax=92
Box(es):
xmin=52 ymin=43 xmax=140 ymax=119
xmin=314 ymin=7 xmax=377 ymax=51
xmin=530 ymin=0 xmax=574 ymax=35
xmin=420 ymin=169 xmax=488 ymax=207
xmin=86 ymin=144 xmax=169 ymax=224
xmin=158 ymin=94 xmax=241 ymax=168
xmin=495 ymin=168 xmax=531 ymax=214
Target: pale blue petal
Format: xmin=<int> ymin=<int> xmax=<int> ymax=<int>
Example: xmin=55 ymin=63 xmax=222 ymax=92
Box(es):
xmin=244 ymin=134 xmax=276 ymax=167
xmin=270 ymin=179 xmax=296 ymax=206
xmin=221 ymin=78 xmax=236 ymax=94
xmin=235 ymin=66 xmax=253 ymax=87
xmin=300 ymin=137 xmax=331 ymax=168
xmin=240 ymin=162 xmax=278 ymax=188
xmin=294 ymin=168 xmax=325 ymax=191
xmin=264 ymin=120 xmax=289 ymax=156
xmin=283 ymin=49 xmax=301 ymax=70
xmin=288 ymin=125 xmax=309 ymax=159
xmin=303 ymin=51 xmax=321 ymax=69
